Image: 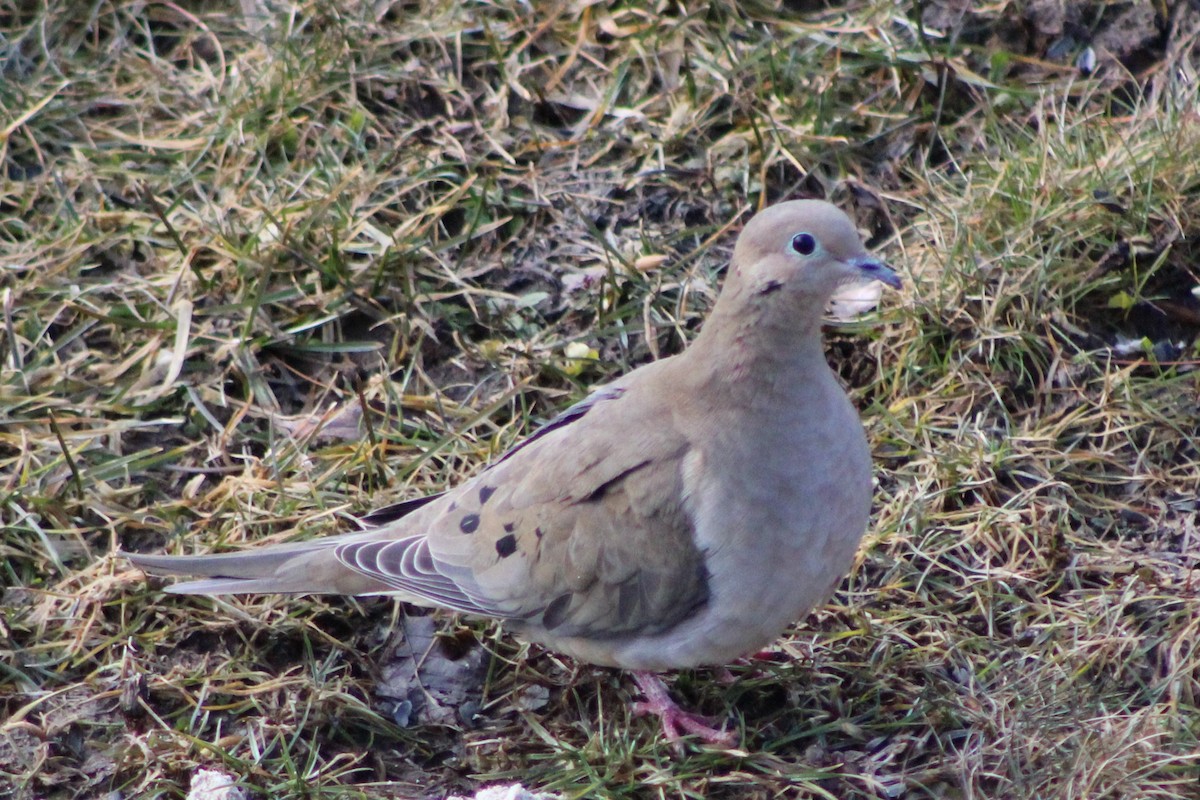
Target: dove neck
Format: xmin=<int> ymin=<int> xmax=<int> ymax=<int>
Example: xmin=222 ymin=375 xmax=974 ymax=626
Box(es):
xmin=690 ymin=299 xmax=829 ymax=391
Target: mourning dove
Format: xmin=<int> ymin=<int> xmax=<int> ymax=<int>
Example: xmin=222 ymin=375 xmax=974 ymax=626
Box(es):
xmin=124 ymin=199 xmax=901 ymax=745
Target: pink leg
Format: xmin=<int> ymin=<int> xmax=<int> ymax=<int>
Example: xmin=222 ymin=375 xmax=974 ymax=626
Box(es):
xmin=715 ymin=650 xmax=786 ymax=684
xmin=629 ymin=671 xmax=738 ymax=748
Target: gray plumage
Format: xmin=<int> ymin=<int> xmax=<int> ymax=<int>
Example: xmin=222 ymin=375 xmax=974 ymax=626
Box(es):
xmin=125 ymin=199 xmax=900 ymax=675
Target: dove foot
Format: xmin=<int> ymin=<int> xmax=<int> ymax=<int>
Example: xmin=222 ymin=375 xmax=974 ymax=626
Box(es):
xmin=630 ymin=671 xmax=738 ymax=747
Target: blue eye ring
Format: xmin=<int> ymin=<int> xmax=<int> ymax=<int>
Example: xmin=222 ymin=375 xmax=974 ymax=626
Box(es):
xmin=791 ymin=233 xmax=816 ymax=255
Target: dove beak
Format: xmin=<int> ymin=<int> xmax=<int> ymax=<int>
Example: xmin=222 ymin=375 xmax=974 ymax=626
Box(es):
xmin=848 ymin=256 xmax=902 ymax=290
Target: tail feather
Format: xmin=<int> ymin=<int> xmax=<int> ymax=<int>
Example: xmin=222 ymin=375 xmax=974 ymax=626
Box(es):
xmin=163 ymin=577 xmax=303 ymax=595
xmin=123 ymin=543 xmax=328 ymax=579
xmin=120 ymin=536 xmax=392 ymax=596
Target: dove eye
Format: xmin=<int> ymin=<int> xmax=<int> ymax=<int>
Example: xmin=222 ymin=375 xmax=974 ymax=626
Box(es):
xmin=790 ymin=233 xmax=817 ymax=256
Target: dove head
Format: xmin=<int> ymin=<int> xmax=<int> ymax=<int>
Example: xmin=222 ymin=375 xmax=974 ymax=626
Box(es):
xmin=722 ymin=200 xmax=900 ymax=325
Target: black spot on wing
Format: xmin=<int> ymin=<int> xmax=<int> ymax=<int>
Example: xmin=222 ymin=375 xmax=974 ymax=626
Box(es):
xmin=542 ymin=593 xmax=573 ymax=630
xmin=493 ymin=385 xmax=626 ymax=466
xmin=577 ymin=459 xmax=652 ymax=502
xmin=479 ymin=485 xmax=496 ymax=505
xmin=495 ymin=533 xmax=517 ymax=558
xmin=503 ymin=522 xmax=515 ymax=533
xmin=358 ymin=492 xmax=444 ymax=527
xmin=460 ymin=514 xmax=480 ymax=534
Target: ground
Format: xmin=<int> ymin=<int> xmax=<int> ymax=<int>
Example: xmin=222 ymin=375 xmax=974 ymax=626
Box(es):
xmin=2 ymin=1 xmax=1199 ymax=798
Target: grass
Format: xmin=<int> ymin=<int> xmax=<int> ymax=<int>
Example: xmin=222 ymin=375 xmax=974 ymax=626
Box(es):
xmin=3 ymin=0 xmax=1200 ymax=798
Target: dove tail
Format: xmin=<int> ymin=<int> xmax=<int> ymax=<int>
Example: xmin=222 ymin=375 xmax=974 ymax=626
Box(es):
xmin=121 ymin=538 xmax=389 ymax=596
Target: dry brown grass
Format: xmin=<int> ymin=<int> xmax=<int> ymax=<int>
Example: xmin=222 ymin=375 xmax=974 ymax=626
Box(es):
xmin=3 ymin=1 xmax=1199 ymax=798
